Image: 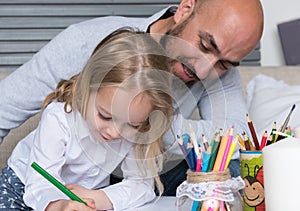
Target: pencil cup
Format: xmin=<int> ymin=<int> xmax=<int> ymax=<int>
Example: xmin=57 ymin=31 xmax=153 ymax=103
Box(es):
xmin=263 ymin=137 xmax=300 ymax=211
xmin=176 ymin=169 xmax=244 ymax=211
xmin=240 ymin=150 xmax=265 ymax=211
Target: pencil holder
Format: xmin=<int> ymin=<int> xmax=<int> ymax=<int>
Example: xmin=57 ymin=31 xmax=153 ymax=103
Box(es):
xmin=240 ymin=150 xmax=265 ymax=211
xmin=176 ymin=169 xmax=245 ymax=211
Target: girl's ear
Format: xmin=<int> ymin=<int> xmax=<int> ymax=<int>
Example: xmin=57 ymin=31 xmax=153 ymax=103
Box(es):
xmin=174 ymin=0 xmax=196 ymax=24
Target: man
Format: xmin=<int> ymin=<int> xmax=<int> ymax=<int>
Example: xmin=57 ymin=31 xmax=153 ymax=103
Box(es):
xmin=0 ymin=0 xmax=263 ymax=196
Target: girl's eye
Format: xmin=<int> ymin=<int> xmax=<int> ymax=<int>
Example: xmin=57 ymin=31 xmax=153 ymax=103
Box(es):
xmin=98 ymin=112 xmax=112 ymax=121
xmin=128 ymin=123 xmax=140 ymax=130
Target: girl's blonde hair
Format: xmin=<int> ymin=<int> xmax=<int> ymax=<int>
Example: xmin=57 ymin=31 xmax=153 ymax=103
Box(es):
xmin=42 ymin=28 xmax=174 ymax=196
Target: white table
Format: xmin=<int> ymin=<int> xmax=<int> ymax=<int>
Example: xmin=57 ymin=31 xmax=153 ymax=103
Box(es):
xmin=126 ymin=197 xmax=178 ymax=211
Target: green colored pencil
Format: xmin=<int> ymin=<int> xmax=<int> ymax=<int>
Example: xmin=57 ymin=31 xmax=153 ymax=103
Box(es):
xmin=207 ymin=132 xmax=220 ymax=171
xmin=31 ymin=162 xmax=87 ymax=205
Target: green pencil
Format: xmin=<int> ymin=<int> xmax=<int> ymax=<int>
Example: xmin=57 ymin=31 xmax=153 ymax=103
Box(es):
xmin=207 ymin=132 xmax=220 ymax=171
xmin=31 ymin=162 xmax=87 ymax=205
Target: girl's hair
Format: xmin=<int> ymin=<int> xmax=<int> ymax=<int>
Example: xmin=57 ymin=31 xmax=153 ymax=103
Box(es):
xmin=42 ymin=27 xmax=174 ymax=196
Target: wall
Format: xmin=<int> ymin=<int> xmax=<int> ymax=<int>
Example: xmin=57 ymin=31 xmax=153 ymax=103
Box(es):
xmin=0 ymin=1 xmax=261 ymax=73
xmin=261 ymin=0 xmax=300 ymax=66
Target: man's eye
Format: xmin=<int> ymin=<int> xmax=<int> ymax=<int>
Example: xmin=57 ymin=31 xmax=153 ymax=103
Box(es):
xmin=218 ymin=61 xmax=231 ymax=70
xmin=199 ymin=40 xmax=210 ymax=53
xmin=98 ymin=112 xmax=111 ymax=121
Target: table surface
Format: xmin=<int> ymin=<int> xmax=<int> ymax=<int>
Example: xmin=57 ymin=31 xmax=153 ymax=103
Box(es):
xmin=126 ymin=197 xmax=177 ymax=211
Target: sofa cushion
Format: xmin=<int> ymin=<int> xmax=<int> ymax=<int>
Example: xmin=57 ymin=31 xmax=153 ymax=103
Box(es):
xmin=246 ymin=74 xmax=300 ymax=138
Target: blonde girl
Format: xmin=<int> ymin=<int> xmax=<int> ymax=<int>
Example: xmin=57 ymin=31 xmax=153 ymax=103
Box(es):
xmin=0 ymin=28 xmax=173 ymax=211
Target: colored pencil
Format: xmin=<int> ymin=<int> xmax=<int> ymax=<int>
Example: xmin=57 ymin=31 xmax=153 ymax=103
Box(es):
xmin=177 ymin=135 xmax=192 ymax=169
xmin=213 ymin=129 xmax=229 ymax=171
xmin=271 ymin=122 xmax=277 ymax=143
xmin=237 ymin=134 xmax=246 ymax=150
xmin=207 ymin=132 xmax=220 ymax=171
xmin=31 ymin=162 xmax=87 ymax=205
xmin=225 ymin=135 xmax=238 ymax=169
xmin=242 ymin=132 xmax=251 ymax=151
xmin=190 ymin=124 xmax=200 ymax=159
xmin=259 ymin=130 xmax=268 ymax=150
xmin=280 ymin=104 xmax=296 ymax=133
xmin=182 ymin=134 xmax=196 ymax=171
xmin=202 ymin=146 xmax=212 ymax=172
xmin=220 ymin=126 xmax=234 ymax=171
xmin=202 ymin=134 xmax=209 ymax=151
xmin=246 ymin=114 xmax=260 ymax=150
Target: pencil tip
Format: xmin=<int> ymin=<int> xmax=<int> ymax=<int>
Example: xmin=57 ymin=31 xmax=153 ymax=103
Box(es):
xmin=292 ymin=104 xmax=296 ymax=111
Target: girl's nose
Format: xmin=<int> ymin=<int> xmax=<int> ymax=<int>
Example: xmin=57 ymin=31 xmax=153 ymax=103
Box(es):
xmin=105 ymin=124 xmax=121 ymax=140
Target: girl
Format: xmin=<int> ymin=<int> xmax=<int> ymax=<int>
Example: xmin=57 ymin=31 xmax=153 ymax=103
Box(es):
xmin=0 ymin=28 xmax=173 ymax=211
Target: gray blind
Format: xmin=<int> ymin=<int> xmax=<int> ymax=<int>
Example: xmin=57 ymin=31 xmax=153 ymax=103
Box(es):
xmin=0 ymin=0 xmax=260 ymax=72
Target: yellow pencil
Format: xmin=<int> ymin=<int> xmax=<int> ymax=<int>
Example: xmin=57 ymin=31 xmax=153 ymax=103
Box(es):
xmin=225 ymin=135 xmax=238 ymax=169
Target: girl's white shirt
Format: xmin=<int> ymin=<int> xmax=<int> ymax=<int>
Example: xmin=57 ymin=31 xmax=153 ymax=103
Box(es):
xmin=8 ymin=102 xmax=155 ymax=211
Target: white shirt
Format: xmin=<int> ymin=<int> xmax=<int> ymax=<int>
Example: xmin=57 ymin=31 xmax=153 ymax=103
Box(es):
xmin=8 ymin=102 xmax=155 ymax=211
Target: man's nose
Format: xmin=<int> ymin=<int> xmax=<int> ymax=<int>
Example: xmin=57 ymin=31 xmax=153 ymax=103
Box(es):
xmin=194 ymin=54 xmax=219 ymax=79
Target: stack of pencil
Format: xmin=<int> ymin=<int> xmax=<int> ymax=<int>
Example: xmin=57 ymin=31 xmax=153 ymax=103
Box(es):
xmin=244 ymin=104 xmax=296 ymax=151
xmin=177 ymin=125 xmax=238 ymax=211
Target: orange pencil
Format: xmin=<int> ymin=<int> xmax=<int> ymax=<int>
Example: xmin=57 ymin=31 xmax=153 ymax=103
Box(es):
xmin=237 ymin=134 xmax=246 ymax=150
xmin=213 ymin=129 xmax=229 ymax=171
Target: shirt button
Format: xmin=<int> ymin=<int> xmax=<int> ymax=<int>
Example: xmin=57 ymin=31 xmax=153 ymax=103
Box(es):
xmin=90 ymin=168 xmax=99 ymax=175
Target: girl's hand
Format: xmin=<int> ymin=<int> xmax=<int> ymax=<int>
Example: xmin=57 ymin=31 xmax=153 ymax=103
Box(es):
xmin=66 ymin=184 xmax=113 ymax=210
xmin=66 ymin=184 xmax=95 ymax=199
xmin=45 ymin=198 xmax=96 ymax=211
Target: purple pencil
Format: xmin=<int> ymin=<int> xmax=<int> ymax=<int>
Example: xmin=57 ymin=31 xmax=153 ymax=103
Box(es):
xmin=177 ymin=135 xmax=192 ymax=169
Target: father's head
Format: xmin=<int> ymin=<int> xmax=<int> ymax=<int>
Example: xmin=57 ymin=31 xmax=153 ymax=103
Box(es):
xmin=154 ymin=0 xmax=264 ymax=82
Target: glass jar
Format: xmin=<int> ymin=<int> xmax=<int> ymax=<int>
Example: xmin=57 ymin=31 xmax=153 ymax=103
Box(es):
xmin=176 ymin=169 xmax=245 ymax=211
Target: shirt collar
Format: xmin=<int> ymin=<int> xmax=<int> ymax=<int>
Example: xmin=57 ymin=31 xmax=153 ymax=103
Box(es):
xmin=139 ymin=5 xmax=178 ymax=32
xmin=73 ymin=110 xmax=91 ymax=141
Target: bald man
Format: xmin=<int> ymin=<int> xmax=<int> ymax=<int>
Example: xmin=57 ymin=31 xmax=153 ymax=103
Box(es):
xmin=0 ymin=0 xmax=263 ymax=196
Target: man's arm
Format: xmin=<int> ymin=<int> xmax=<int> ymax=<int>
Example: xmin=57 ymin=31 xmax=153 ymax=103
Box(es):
xmin=0 ymin=25 xmax=92 ymax=143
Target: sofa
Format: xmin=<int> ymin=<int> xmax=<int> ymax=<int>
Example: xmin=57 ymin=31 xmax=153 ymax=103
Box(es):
xmin=1 ymin=66 xmax=300 ymax=170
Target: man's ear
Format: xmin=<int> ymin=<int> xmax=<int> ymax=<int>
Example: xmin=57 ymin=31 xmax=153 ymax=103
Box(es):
xmin=174 ymin=0 xmax=196 ymax=23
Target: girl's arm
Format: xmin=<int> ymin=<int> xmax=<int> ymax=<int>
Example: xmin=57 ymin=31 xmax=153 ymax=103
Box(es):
xmin=68 ymin=145 xmax=156 ymax=211
xmin=101 ymin=146 xmax=156 ymax=211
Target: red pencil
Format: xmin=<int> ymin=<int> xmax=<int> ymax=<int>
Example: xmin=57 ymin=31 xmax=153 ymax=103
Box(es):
xmin=259 ymin=130 xmax=268 ymax=150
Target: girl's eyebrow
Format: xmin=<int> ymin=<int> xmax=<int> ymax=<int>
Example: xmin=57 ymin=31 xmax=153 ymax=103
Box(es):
xmin=199 ymin=31 xmax=240 ymax=66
